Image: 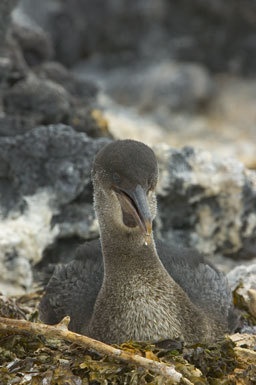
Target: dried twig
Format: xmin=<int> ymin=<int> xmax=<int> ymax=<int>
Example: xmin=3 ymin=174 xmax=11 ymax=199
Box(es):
xmin=0 ymin=316 xmax=186 ymax=383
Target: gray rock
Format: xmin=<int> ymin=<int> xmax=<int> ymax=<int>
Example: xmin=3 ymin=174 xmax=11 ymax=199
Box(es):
xmin=0 ymin=191 xmax=58 ymax=295
xmin=0 ymin=21 xmax=107 ymax=139
xmin=33 ymin=62 xmax=110 ymax=138
xmin=35 ymin=61 xmax=98 ymax=101
xmin=0 ymin=0 xmax=17 ymax=46
xmin=19 ymin=0 xmax=161 ymax=67
xmin=0 ymin=124 xmax=109 ymax=208
xmin=19 ymin=0 xmax=256 ymax=74
xmin=0 ymin=125 xmax=109 ymax=294
xmin=10 ymin=21 xmax=53 ymax=66
xmin=100 ymin=61 xmax=213 ymax=113
xmin=0 ymin=115 xmax=35 ymax=137
xmin=52 ymin=202 xmax=98 ymax=239
xmin=154 ymin=144 xmax=256 ymax=260
xmin=0 ymin=16 xmax=28 ymax=106
xmin=0 ymin=56 xmax=12 ymax=86
xmin=1 ymin=34 xmax=29 ymax=85
xmin=3 ymin=75 xmax=70 ymax=125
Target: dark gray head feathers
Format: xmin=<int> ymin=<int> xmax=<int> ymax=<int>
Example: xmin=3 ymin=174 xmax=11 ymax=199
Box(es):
xmin=92 ymin=139 xmax=158 ymax=191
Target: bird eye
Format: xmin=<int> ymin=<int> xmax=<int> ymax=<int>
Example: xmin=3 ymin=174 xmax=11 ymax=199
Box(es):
xmin=113 ymin=173 xmax=121 ymax=184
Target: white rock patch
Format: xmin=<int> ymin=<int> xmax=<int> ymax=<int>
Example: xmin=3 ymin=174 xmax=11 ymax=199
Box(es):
xmin=0 ymin=190 xmax=59 ymax=295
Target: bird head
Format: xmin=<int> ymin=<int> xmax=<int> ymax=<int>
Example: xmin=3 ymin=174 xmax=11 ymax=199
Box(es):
xmin=92 ymin=140 xmax=158 ymax=243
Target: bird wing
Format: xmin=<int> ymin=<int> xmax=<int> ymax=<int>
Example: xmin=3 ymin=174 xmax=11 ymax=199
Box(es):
xmin=39 ymin=239 xmax=103 ymax=333
xmin=156 ymin=239 xmax=239 ymax=331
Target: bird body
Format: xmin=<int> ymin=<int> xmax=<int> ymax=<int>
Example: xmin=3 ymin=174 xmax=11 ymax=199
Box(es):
xmin=39 ymin=139 xmax=238 ymax=345
xmin=87 ymin=236 xmax=219 ymax=344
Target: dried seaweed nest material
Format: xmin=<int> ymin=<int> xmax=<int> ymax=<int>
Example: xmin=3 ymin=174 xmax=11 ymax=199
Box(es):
xmin=0 ymin=293 xmax=256 ymax=384
xmin=0 ymin=316 xmax=193 ymax=384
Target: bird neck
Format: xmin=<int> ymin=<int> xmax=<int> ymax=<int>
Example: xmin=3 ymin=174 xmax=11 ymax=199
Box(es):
xmin=93 ymin=184 xmax=164 ymax=278
xmin=100 ymin=226 xmax=162 ymax=278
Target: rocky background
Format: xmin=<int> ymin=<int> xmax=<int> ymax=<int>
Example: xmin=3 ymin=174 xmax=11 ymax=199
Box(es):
xmin=0 ymin=0 xmax=255 ymax=302
xmin=17 ymin=0 xmax=256 ymax=168
xmin=0 ymin=1 xmax=256 ymax=383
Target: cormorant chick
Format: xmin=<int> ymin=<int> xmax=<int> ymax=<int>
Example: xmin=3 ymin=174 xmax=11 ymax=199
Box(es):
xmin=39 ymin=140 xmax=238 ymax=344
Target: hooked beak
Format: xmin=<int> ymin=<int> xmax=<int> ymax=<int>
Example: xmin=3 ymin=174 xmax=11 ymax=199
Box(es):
xmin=115 ymin=184 xmax=152 ymax=243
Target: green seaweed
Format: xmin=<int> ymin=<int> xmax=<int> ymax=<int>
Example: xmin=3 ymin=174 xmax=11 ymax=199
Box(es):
xmin=184 ymin=338 xmax=237 ymax=381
